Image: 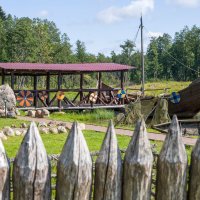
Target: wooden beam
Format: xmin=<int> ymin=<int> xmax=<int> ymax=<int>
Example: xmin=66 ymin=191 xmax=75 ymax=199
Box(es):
xmin=57 ymin=72 xmax=62 ymax=110
xmin=46 ymin=72 xmax=50 ymax=106
xmin=11 ymin=72 xmax=15 ymax=89
xmin=80 ymin=73 xmax=83 ymax=101
xmin=121 ymin=71 xmax=124 ymax=104
xmin=2 ymin=69 xmax=5 ymax=85
xmin=121 ymin=71 xmax=124 ymax=90
xmin=98 ymin=72 xmax=102 ymax=104
xmin=33 ymin=75 xmax=38 ymax=108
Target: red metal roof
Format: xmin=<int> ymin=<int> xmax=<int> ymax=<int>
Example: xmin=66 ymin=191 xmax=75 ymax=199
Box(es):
xmin=0 ymin=62 xmax=134 ymax=72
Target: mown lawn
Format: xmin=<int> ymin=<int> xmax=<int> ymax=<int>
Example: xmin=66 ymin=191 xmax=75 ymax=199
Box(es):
xmin=0 ymin=117 xmax=29 ymax=129
xmin=2 ymin=128 xmax=193 ymax=161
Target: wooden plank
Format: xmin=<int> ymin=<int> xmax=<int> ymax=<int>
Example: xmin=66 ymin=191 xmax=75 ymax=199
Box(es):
xmin=57 ymin=72 xmax=62 ymax=110
xmin=72 ymin=92 xmax=80 ymax=103
xmin=11 ymin=72 xmax=15 ymax=89
xmin=156 ymin=115 xmax=188 ymax=200
xmin=46 ymin=72 xmax=50 ymax=106
xmin=94 ymin=120 xmax=122 ymax=200
xmin=123 ymin=119 xmax=153 ymax=200
xmin=56 ymin=122 xmax=92 ymax=200
xmin=80 ymin=73 xmax=83 ymax=101
xmin=188 ymin=138 xmax=200 ymax=199
xmin=33 ymin=75 xmax=38 ymax=107
xmin=0 ymin=140 xmax=10 ymax=200
xmin=1 ymin=69 xmax=5 ymax=85
xmin=13 ymin=122 xmax=51 ymax=200
xmin=49 ymin=94 xmax=57 ymax=107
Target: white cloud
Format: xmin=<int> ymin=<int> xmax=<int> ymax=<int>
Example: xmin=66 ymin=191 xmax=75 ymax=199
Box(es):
xmin=97 ymin=0 xmax=154 ymax=24
xmin=39 ymin=10 xmax=49 ymax=17
xmin=147 ymin=31 xmax=163 ymax=38
xmin=167 ymin=0 xmax=200 ymax=7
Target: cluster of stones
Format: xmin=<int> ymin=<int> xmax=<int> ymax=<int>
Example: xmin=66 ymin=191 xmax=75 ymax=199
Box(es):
xmin=26 ymin=109 xmax=50 ymax=118
xmin=0 ymin=84 xmax=17 ymax=118
xmin=0 ymin=120 xmax=84 ymax=140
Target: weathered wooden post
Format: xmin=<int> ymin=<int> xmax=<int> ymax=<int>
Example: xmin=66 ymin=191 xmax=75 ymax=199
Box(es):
xmin=123 ymin=119 xmax=153 ymax=200
xmin=94 ymin=120 xmax=122 ymax=200
xmin=188 ymin=137 xmax=200 ymax=199
xmin=156 ymin=115 xmax=188 ymax=200
xmin=13 ymin=122 xmax=51 ymax=200
xmin=56 ymin=122 xmax=92 ymax=200
xmin=0 ymin=139 xmax=9 ymax=200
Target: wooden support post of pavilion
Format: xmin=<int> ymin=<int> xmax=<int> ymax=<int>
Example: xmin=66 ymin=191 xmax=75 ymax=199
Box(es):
xmin=11 ymin=71 xmax=15 ymax=90
xmin=80 ymin=73 xmax=83 ymax=101
xmin=46 ymin=72 xmax=50 ymax=106
xmin=2 ymin=69 xmax=5 ymax=85
xmin=98 ymin=72 xmax=102 ymax=103
xmin=57 ymin=72 xmax=62 ymax=110
xmin=34 ymin=75 xmax=38 ymax=108
xmin=121 ymin=71 xmax=124 ymax=104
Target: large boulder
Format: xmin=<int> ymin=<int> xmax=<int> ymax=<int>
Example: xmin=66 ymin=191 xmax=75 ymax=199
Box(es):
xmin=3 ymin=127 xmax=15 ymax=137
xmin=0 ymin=84 xmax=16 ymax=117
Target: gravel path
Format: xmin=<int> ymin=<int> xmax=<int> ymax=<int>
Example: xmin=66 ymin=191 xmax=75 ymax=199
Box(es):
xmin=18 ymin=116 xmax=197 ymax=146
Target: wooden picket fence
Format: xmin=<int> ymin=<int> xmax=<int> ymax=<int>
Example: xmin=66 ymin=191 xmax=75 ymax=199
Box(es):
xmin=0 ymin=115 xmax=200 ymax=200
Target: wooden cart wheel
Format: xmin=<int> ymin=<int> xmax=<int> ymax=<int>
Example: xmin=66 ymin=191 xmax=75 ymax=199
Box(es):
xmin=16 ymin=90 xmax=34 ymax=107
xmin=39 ymin=91 xmax=48 ymax=101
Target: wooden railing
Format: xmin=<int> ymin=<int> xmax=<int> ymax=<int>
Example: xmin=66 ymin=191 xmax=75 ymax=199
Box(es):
xmin=14 ymin=88 xmax=127 ymax=109
xmin=0 ymin=115 xmax=198 ymax=199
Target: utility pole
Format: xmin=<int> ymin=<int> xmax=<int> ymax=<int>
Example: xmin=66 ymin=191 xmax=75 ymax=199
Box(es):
xmin=140 ymin=15 xmax=145 ymax=95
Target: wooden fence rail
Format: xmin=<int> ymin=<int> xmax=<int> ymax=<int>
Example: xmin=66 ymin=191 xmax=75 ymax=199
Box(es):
xmin=0 ymin=115 xmax=199 ymax=200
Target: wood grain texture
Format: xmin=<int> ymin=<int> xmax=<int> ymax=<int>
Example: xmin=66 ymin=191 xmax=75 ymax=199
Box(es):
xmin=188 ymin=137 xmax=200 ymax=199
xmin=13 ymin=122 xmax=51 ymax=200
xmin=56 ymin=122 xmax=92 ymax=200
xmin=123 ymin=119 xmax=153 ymax=200
xmin=0 ymin=139 xmax=9 ymax=200
xmin=94 ymin=120 xmax=122 ymax=200
xmin=156 ymin=115 xmax=187 ymax=200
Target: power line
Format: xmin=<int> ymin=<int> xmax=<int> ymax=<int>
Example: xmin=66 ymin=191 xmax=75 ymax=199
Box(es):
xmin=143 ymin=26 xmax=199 ymax=74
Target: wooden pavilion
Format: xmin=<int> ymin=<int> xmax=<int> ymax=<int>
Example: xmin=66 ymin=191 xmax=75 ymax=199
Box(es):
xmin=0 ymin=62 xmax=134 ymax=110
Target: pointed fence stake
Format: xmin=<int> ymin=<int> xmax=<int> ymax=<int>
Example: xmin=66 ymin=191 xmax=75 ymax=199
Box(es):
xmin=56 ymin=122 xmax=92 ymax=200
xmin=13 ymin=122 xmax=51 ymax=200
xmin=0 ymin=139 xmax=9 ymax=200
xmin=94 ymin=120 xmax=122 ymax=200
xmin=123 ymin=119 xmax=153 ymax=200
xmin=156 ymin=115 xmax=187 ymax=200
xmin=188 ymin=137 xmax=200 ymax=200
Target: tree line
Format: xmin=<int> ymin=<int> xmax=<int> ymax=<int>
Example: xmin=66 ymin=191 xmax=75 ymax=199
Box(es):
xmin=0 ymin=6 xmax=200 ymax=86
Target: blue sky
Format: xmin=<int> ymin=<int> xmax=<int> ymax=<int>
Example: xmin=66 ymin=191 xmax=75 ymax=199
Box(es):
xmin=0 ymin=0 xmax=200 ymax=55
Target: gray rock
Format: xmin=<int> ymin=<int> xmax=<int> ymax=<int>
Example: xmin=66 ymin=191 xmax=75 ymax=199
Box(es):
xmin=3 ymin=127 xmax=15 ymax=136
xmin=27 ymin=110 xmax=36 ymax=117
xmin=35 ymin=110 xmax=43 ymax=118
xmin=7 ymin=111 xmax=16 ymax=118
xmin=58 ymin=122 xmax=68 ymax=128
xmin=0 ymin=84 xmax=16 ymax=117
xmin=21 ymin=123 xmax=27 ymax=128
xmin=48 ymin=121 xmax=57 ymax=127
xmin=15 ymin=130 xmax=22 ymax=136
xmin=40 ymin=128 xmax=49 ymax=134
xmin=0 ymin=131 xmax=7 ymax=140
xmin=49 ymin=127 xmax=58 ymax=134
xmin=38 ymin=122 xmax=47 ymax=128
xmin=41 ymin=109 xmax=50 ymax=117
xmin=57 ymin=126 xmax=68 ymax=134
